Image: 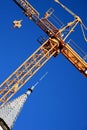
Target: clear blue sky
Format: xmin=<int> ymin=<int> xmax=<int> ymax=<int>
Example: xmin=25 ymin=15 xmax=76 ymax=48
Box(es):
xmin=0 ymin=0 xmax=87 ymax=130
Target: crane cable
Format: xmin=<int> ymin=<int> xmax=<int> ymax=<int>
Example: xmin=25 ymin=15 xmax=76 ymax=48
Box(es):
xmin=54 ymin=0 xmax=76 ymax=18
xmin=54 ymin=0 xmax=87 ymax=42
xmin=80 ymin=22 xmax=87 ymax=42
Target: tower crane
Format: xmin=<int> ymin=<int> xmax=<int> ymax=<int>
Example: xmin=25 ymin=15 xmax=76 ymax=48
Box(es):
xmin=0 ymin=0 xmax=87 ymax=107
xmin=54 ymin=0 xmax=87 ymax=42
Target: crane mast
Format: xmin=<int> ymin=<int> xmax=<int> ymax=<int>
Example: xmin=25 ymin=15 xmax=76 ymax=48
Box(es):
xmin=0 ymin=0 xmax=87 ymax=107
xmin=13 ymin=0 xmax=58 ymax=37
xmin=13 ymin=0 xmax=87 ymax=76
xmin=0 ymin=38 xmax=59 ymax=107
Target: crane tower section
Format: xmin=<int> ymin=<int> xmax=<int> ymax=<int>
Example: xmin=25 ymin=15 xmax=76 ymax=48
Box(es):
xmin=0 ymin=0 xmax=87 ymax=107
xmin=13 ymin=0 xmax=87 ymax=76
xmin=0 ymin=38 xmax=59 ymax=107
xmin=13 ymin=0 xmax=58 ymax=36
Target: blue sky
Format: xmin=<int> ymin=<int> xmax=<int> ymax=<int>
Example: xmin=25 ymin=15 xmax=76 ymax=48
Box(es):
xmin=0 ymin=0 xmax=87 ymax=130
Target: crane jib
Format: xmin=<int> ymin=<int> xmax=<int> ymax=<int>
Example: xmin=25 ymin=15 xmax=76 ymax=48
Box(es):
xmin=0 ymin=0 xmax=87 ymax=108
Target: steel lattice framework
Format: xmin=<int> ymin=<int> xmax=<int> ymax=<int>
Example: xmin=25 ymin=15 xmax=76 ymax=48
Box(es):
xmin=0 ymin=38 xmax=59 ymax=107
xmin=0 ymin=0 xmax=87 ymax=107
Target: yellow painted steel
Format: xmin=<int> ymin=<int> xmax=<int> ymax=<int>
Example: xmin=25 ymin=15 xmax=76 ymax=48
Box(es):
xmin=61 ymin=43 xmax=87 ymax=77
xmin=0 ymin=38 xmax=59 ymax=107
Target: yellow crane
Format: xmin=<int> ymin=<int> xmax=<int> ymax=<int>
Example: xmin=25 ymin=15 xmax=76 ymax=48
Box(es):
xmin=0 ymin=0 xmax=87 ymax=107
